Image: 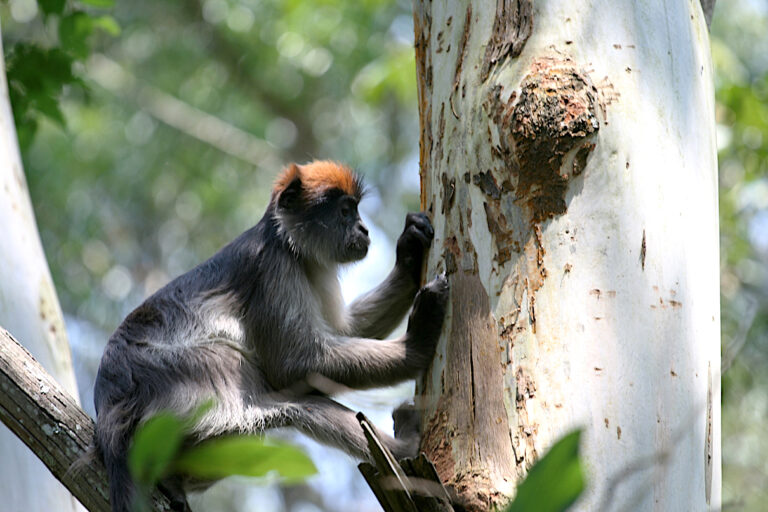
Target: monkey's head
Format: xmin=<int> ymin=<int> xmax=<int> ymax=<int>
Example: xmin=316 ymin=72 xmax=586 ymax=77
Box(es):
xmin=272 ymin=161 xmax=369 ymax=265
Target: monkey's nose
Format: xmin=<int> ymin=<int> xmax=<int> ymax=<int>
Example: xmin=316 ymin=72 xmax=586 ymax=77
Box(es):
xmin=357 ymin=223 xmax=369 ymax=237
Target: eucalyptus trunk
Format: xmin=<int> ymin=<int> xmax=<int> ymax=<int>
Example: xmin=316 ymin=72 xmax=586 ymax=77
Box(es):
xmin=413 ymin=1 xmax=720 ymax=510
xmin=0 ymin=26 xmax=85 ymax=512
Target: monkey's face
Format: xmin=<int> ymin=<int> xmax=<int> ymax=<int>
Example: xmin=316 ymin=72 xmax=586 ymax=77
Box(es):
xmin=277 ymin=186 xmax=370 ymax=265
xmin=336 ymin=194 xmax=370 ymax=263
xmin=301 ymin=191 xmax=369 ymax=264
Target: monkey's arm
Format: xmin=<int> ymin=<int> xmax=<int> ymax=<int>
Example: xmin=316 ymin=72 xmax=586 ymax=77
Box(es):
xmin=345 ymin=213 xmax=434 ymax=339
xmin=344 ymin=270 xmax=416 ymax=339
xmin=315 ymin=336 xmax=421 ymax=389
xmin=273 ymin=275 xmax=448 ymax=391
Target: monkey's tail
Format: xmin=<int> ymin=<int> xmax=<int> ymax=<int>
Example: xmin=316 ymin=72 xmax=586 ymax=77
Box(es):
xmin=103 ymin=449 xmax=136 ymax=512
xmin=95 ymin=419 xmax=137 ymax=512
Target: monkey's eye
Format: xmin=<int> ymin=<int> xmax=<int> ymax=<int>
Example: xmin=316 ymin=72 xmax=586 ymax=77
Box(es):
xmin=340 ymin=202 xmax=355 ymax=220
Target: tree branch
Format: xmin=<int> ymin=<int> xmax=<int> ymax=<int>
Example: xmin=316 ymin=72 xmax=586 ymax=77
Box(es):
xmin=85 ymin=54 xmax=282 ymax=170
xmin=0 ymin=326 xmax=171 ymax=512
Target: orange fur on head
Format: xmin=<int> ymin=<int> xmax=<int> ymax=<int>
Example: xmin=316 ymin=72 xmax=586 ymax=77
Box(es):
xmin=273 ymin=160 xmax=362 ymax=201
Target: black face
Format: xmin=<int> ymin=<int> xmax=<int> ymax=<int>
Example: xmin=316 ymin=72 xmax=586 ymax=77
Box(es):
xmin=277 ymin=184 xmax=370 ymax=265
xmin=336 ymin=195 xmax=369 ymax=262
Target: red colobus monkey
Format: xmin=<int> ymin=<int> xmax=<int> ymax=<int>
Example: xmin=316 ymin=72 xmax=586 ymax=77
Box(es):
xmin=93 ymin=161 xmax=449 ymax=512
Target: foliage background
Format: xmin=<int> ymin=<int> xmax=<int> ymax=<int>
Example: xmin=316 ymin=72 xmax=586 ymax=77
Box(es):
xmin=1 ymin=0 xmax=767 ymax=510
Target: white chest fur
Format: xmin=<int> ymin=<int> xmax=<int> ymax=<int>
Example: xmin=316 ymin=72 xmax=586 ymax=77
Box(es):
xmin=306 ymin=265 xmax=348 ymax=334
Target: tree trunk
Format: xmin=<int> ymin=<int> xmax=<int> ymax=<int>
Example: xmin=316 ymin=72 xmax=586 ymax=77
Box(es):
xmin=413 ymin=1 xmax=720 ymax=511
xmin=0 ymin=27 xmax=86 ymax=512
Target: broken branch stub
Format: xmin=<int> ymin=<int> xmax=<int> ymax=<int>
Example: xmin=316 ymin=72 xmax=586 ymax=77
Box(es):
xmin=357 ymin=413 xmax=455 ymax=512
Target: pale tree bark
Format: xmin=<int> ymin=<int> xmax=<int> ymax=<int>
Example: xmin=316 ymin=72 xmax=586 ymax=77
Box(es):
xmin=413 ymin=1 xmax=720 ymax=511
xmin=0 ymin=27 xmax=86 ymax=512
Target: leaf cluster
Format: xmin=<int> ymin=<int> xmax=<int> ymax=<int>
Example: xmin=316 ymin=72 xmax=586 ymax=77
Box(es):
xmin=4 ymin=0 xmax=119 ymax=147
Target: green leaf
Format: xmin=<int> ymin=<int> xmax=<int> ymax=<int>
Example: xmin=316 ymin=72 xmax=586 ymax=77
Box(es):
xmin=92 ymin=15 xmax=121 ymax=36
xmin=128 ymin=413 xmax=184 ymax=487
xmin=59 ymin=12 xmax=95 ymax=59
xmin=172 ymin=436 xmax=316 ymax=482
xmin=5 ymin=45 xmax=76 ymax=143
xmin=505 ymin=429 xmax=585 ymax=512
xmin=77 ymin=0 xmax=116 ymax=7
xmin=39 ymin=0 xmax=66 ymax=16
xmin=33 ymin=93 xmax=67 ymax=128
xmin=6 ymin=45 xmax=75 ymax=92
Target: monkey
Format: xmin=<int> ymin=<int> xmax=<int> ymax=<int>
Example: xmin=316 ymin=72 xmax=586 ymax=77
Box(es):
xmin=92 ymin=160 xmax=449 ymax=512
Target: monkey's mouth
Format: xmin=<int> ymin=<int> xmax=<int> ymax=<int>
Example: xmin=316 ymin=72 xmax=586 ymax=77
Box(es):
xmin=345 ymin=240 xmax=369 ymax=261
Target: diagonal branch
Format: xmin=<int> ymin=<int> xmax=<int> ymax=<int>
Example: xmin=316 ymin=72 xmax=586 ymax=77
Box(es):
xmin=85 ymin=54 xmax=282 ymax=170
xmin=0 ymin=326 xmax=171 ymax=512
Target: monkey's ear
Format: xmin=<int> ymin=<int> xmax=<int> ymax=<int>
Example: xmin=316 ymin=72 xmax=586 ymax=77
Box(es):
xmin=277 ymin=173 xmax=304 ymax=212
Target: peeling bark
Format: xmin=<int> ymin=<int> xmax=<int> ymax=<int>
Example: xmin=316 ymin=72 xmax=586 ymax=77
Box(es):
xmin=480 ymin=0 xmax=534 ymax=82
xmin=422 ymin=274 xmax=516 ymax=511
xmin=413 ymin=1 xmax=433 ymax=210
xmin=450 ymin=5 xmax=472 ymax=119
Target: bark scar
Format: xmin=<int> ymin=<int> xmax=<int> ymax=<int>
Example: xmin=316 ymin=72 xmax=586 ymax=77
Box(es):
xmin=481 ymin=0 xmax=533 ymax=82
xmin=450 ymin=4 xmax=472 ymax=119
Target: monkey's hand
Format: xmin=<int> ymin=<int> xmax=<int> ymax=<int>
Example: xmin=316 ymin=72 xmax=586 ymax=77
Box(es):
xmin=396 ymin=213 xmax=435 ymax=286
xmin=405 ymin=274 xmax=449 ymax=366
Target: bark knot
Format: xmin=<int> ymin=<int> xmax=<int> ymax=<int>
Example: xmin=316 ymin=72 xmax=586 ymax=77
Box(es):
xmin=493 ymin=56 xmax=600 ymax=222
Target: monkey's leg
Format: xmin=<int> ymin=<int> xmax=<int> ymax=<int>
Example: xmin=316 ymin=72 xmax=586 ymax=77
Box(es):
xmin=207 ymin=396 xmax=417 ymax=462
xmin=146 ymin=353 xmax=417 ymax=461
xmin=283 ymin=396 xmax=418 ymax=461
xmin=158 ymin=477 xmax=193 ymax=512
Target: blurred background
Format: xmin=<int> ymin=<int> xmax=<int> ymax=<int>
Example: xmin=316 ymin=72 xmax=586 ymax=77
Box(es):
xmin=1 ymin=0 xmax=767 ymax=510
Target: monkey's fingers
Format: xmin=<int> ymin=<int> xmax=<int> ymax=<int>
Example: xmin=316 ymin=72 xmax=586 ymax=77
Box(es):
xmin=403 ymin=224 xmax=432 ymax=248
xmin=404 ymin=212 xmax=434 ymax=239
